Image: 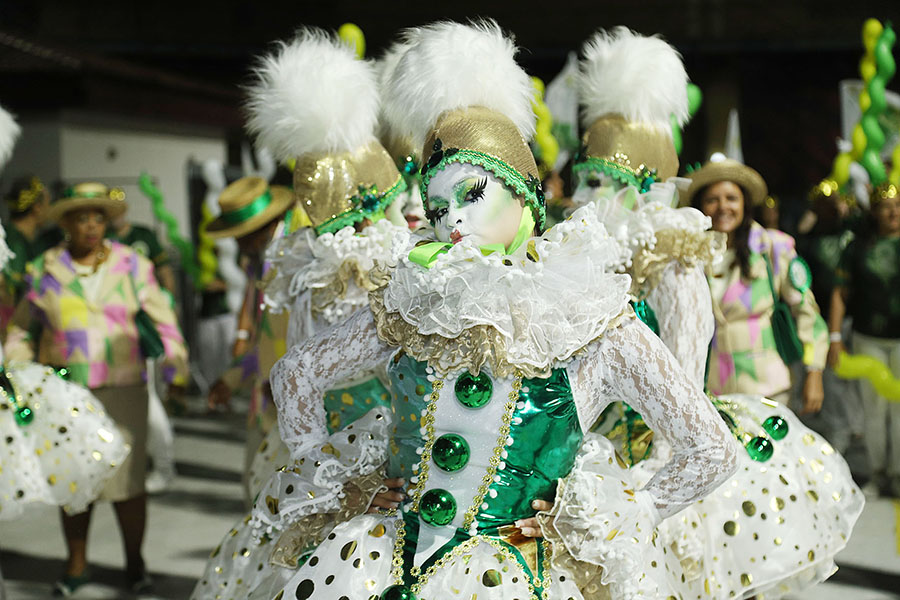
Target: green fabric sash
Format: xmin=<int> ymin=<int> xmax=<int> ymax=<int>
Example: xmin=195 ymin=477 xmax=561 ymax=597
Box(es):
xmin=220 ymin=190 xmax=273 ymax=225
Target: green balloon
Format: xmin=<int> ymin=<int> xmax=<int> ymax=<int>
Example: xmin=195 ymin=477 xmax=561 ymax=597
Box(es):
xmin=861 ymin=148 xmax=888 ymax=184
xmin=687 ymin=83 xmax=703 ymax=116
xmin=671 ymin=115 xmax=684 ymax=155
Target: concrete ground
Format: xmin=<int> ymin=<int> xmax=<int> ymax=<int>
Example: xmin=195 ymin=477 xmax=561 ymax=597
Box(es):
xmin=1 ymin=397 xmax=899 ymax=600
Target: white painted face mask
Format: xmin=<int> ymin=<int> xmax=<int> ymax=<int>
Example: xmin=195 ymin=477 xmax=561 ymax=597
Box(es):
xmin=425 ymin=162 xmax=523 ymax=248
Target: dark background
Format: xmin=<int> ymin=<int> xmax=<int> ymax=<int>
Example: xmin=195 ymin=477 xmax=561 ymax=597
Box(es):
xmin=2 ymin=0 xmax=899 ymax=211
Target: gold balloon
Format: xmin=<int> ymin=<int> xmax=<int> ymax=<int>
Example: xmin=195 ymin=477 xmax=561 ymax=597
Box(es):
xmin=829 ymin=152 xmax=852 ymax=186
xmin=851 ymin=123 xmax=867 ymax=160
xmin=338 ymin=23 xmax=366 ymax=59
xmin=862 ymin=18 xmax=884 ymax=53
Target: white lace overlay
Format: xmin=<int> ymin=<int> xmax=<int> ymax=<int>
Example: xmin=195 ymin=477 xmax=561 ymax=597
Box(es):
xmin=263 ymin=220 xmax=411 ymax=344
xmin=647 ymin=262 xmax=714 ymax=389
xmin=381 ymin=203 xmax=632 ymax=375
xmin=273 ymin=309 xmax=737 ymax=519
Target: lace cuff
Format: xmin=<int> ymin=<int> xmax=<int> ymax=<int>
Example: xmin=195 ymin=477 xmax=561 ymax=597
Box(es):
xmin=248 ymin=407 xmax=391 ymax=542
xmin=269 ymin=470 xmax=387 ymax=568
xmin=538 ymin=435 xmax=666 ymax=600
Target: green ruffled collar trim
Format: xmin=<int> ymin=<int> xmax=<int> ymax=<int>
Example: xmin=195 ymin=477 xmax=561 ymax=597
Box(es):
xmin=314 ymin=175 xmax=407 ymax=235
xmin=420 ymin=140 xmax=546 ymax=230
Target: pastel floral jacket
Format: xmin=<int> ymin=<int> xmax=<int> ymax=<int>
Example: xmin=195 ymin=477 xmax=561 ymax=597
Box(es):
xmin=4 ymin=242 xmax=189 ymax=389
xmin=707 ymin=222 xmax=828 ymax=397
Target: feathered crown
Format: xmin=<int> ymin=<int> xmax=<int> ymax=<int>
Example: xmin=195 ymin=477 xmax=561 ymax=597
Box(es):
xmin=576 ymin=27 xmax=689 ymax=183
xmin=382 ymin=20 xmax=545 ymax=228
xmin=245 ymin=28 xmax=404 ymax=234
xmin=376 ymin=36 xmax=419 ymax=176
xmin=0 ymin=105 xmax=21 ymax=171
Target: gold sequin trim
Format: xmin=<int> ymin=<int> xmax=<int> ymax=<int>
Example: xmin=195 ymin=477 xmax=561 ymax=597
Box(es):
xmin=409 ymin=379 xmax=443 ymax=513
xmin=632 ymin=229 xmax=725 ymax=299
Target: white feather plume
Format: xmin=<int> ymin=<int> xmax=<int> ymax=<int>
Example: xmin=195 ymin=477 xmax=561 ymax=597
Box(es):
xmin=245 ymin=28 xmax=378 ymax=160
xmin=383 ymin=20 xmax=535 ymax=151
xmin=0 ymin=105 xmax=21 ymax=170
xmin=578 ymin=27 xmax=689 ymax=134
xmin=375 ymin=36 xmax=417 ymax=144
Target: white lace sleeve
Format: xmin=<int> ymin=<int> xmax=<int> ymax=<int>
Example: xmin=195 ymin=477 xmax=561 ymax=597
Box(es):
xmin=270 ymin=307 xmax=395 ymax=460
xmin=645 ymin=262 xmax=714 ymax=389
xmin=570 ymin=317 xmax=738 ymax=519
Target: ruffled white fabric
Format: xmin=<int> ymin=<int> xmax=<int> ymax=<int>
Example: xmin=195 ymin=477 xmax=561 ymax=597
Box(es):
xmin=190 ymin=407 xmax=391 ymax=600
xmin=542 ymin=433 xmax=685 ymax=600
xmin=631 ymin=394 xmax=864 ymax=599
xmin=248 ymin=406 xmax=391 ymax=541
xmin=264 ymin=220 xmax=410 ymax=323
xmin=0 ymin=362 xmax=129 ymax=519
xmin=382 ymin=204 xmax=632 ymax=375
xmin=583 ymin=181 xmax=714 ymax=271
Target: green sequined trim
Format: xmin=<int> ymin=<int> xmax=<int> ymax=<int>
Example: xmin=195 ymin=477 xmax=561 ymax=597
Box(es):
xmin=572 ymin=156 xmax=657 ymax=193
xmin=422 ymin=149 xmax=546 ymax=229
xmin=314 ymin=174 xmax=407 ymax=235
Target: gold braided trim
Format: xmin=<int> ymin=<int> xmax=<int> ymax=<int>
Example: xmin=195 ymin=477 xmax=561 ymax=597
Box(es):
xmin=369 ymin=283 xmax=634 ymax=380
xmin=629 ymin=229 xmax=726 ymax=299
xmin=308 ymin=258 xmax=383 ymax=320
xmin=269 ymin=469 xmax=386 ymax=569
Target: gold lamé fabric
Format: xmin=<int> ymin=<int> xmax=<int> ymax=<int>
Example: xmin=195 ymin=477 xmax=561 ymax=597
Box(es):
xmin=583 ymin=115 xmax=679 ymax=181
xmin=424 ymin=107 xmax=539 ymax=186
xmin=269 ymin=469 xmax=386 ymax=569
xmin=630 ymin=229 xmax=727 ymax=299
xmin=293 ymin=141 xmax=402 ymax=230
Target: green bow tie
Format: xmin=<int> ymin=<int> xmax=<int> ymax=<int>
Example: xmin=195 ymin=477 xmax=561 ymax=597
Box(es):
xmin=408 ymin=209 xmax=535 ymax=269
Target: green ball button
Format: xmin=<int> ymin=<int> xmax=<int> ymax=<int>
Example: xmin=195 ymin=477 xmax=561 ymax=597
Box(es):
xmin=14 ymin=406 xmax=33 ymax=426
xmin=762 ymin=415 xmax=789 ymax=441
xmin=746 ymin=436 xmax=774 ymax=462
xmin=381 ymin=585 xmax=417 ymax=600
xmin=419 ymin=488 xmax=457 ymax=526
xmin=454 ymin=371 xmax=493 ymax=408
xmin=432 ymin=434 xmax=470 ymax=472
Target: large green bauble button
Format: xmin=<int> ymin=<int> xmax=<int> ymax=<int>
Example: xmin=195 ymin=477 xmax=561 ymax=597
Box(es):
xmin=762 ymin=415 xmax=789 ymax=440
xmin=14 ymin=406 xmax=33 ymax=426
xmin=419 ymin=488 xmax=457 ymax=526
xmin=381 ymin=584 xmax=417 ymax=600
xmin=454 ymin=371 xmax=493 ymax=408
xmin=432 ymin=434 xmax=470 ymax=472
xmin=746 ymin=436 xmax=774 ymax=462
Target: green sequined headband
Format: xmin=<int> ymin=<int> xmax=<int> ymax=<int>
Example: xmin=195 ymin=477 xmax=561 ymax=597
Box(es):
xmin=572 ymin=150 xmax=658 ymax=194
xmin=314 ymin=174 xmax=407 ymax=235
xmin=420 ymin=139 xmax=546 ymax=230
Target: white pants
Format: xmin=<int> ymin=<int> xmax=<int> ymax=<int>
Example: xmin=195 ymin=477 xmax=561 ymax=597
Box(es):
xmin=146 ymin=358 xmax=175 ymax=476
xmin=853 ymin=331 xmax=900 ymax=479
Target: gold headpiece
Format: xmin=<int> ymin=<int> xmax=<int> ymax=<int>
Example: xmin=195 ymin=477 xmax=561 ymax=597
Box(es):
xmin=293 ymin=140 xmax=406 ymax=234
xmin=579 ymin=115 xmax=679 ymax=183
xmin=8 ymin=176 xmax=45 ymax=213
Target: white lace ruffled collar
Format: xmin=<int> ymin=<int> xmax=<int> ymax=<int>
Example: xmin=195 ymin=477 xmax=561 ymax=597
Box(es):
xmin=264 ymin=219 xmax=411 ymax=323
xmin=586 ymin=180 xmax=714 ymax=270
xmin=380 ymin=204 xmax=632 ymax=373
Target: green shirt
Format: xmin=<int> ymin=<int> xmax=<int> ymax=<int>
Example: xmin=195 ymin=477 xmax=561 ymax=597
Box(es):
xmin=108 ymin=224 xmax=169 ymax=267
xmin=836 ymin=235 xmax=900 ymax=338
xmin=2 ymin=224 xmax=63 ymax=301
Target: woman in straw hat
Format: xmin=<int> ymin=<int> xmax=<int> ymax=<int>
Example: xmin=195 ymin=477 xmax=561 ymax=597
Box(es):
xmin=686 ymin=159 xmax=828 ymax=410
xmin=4 ymin=182 xmax=189 ymax=595
xmin=195 ymin=21 xmax=743 ymax=600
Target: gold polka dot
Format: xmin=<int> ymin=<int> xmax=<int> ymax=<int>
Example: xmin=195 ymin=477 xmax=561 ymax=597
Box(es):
xmin=724 ymin=521 xmax=739 ymax=536
xmin=741 ymin=573 xmax=752 ymax=586
xmin=808 ymin=550 xmax=815 ymax=561
xmin=774 ymin=537 xmax=782 ymax=545
xmin=365 ymin=579 xmax=377 ymax=590
xmin=482 ymin=569 xmax=502 ymax=587
xmin=370 ymin=551 xmax=380 ymax=560
xmin=308 ymin=556 xmax=319 ymax=567
xmin=341 ymin=541 xmax=358 ymax=560
xmin=369 ymin=524 xmax=386 ymax=537
xmin=807 ymin=490 xmax=819 ymax=502
xmin=741 ymin=501 xmax=756 ymax=517
xmin=771 ymin=497 xmax=785 ymax=511
xmin=832 ymin=491 xmax=842 ymax=501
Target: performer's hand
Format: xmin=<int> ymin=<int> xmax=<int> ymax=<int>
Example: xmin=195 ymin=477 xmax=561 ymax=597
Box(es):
xmin=800 ymin=370 xmax=824 ymax=415
xmin=826 ymin=341 xmax=846 ymax=369
xmin=207 ymin=380 xmax=231 ymax=411
xmin=367 ymin=478 xmax=406 ymax=513
xmin=513 ymin=499 xmax=553 ymax=538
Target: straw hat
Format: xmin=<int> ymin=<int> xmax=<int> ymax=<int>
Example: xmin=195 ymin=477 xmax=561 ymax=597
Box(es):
xmin=682 ymin=159 xmax=767 ymax=208
xmin=205 ymin=177 xmax=293 ymax=240
xmin=47 ymin=182 xmax=128 ymax=223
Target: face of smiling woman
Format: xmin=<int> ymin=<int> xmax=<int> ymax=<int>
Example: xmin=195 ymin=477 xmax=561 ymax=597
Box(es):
xmin=425 ymin=162 xmax=524 ymax=248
